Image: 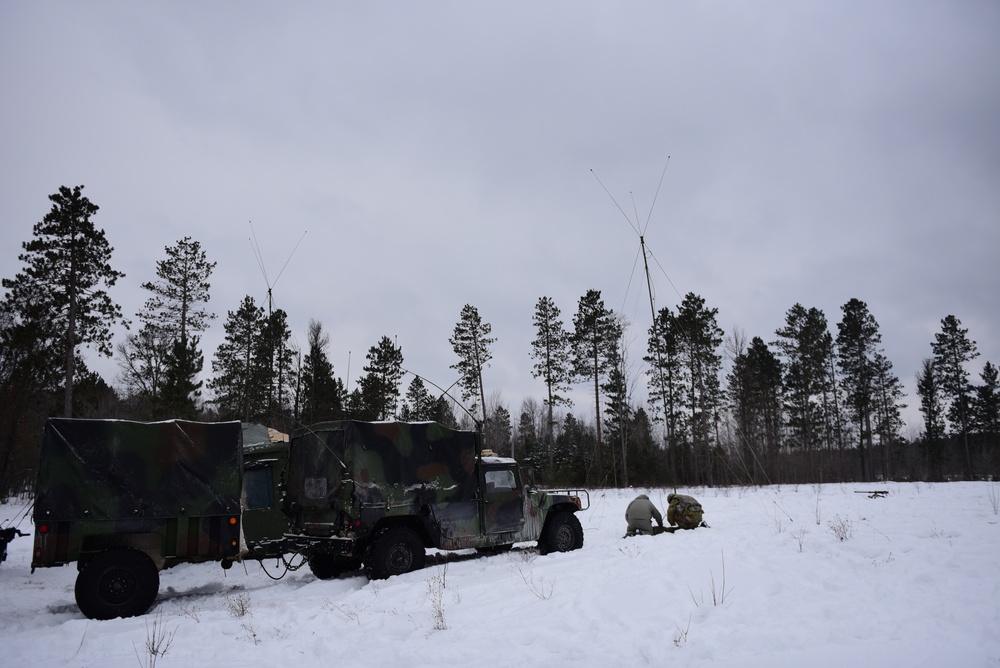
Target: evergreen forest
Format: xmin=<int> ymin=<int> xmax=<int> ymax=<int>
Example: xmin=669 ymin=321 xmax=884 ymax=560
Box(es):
xmin=2 ymin=187 xmax=997 ymax=497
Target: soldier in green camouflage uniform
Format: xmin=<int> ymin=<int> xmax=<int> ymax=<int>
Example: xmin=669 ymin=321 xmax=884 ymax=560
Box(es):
xmin=667 ymin=493 xmax=706 ymax=529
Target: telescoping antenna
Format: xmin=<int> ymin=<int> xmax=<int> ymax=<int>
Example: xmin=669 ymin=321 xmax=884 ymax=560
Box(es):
xmin=590 ymin=158 xmax=677 ymax=472
xmin=248 ymin=222 xmax=307 ymax=424
xmin=248 ymin=221 xmax=307 ymax=316
xmin=590 ymin=157 xmax=673 ymax=328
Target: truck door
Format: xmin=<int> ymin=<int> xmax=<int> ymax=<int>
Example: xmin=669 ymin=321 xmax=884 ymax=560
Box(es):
xmin=241 ymin=459 xmax=288 ymax=558
xmin=482 ymin=466 xmax=525 ymax=536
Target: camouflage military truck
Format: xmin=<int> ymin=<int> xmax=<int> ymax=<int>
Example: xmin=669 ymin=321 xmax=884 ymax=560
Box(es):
xmin=31 ymin=418 xmax=244 ymax=620
xmin=243 ymin=420 xmax=588 ymax=580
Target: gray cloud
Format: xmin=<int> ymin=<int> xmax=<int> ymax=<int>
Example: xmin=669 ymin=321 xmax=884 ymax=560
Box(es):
xmin=2 ymin=1 xmax=997 ymax=429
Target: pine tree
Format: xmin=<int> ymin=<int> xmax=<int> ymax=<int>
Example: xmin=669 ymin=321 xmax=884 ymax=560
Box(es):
xmin=431 ymin=395 xmax=459 ymax=428
xmin=0 ymin=308 xmax=60 ymax=495
xmin=141 ymin=237 xmax=216 ymax=336
xmin=871 ymin=352 xmax=905 ymax=480
xmin=973 ymin=362 xmax=999 ymax=439
xmin=401 ymin=376 xmax=436 ymax=421
xmin=675 ymin=293 xmax=724 ymax=485
xmin=209 ymin=296 xmax=267 ymax=420
xmin=529 ymin=296 xmax=573 ymax=478
xmin=487 ymin=404 xmax=513 ymax=456
xmin=357 ymin=336 xmax=404 ymax=420
xmin=556 ymin=412 xmax=587 ymax=485
xmin=916 ymin=358 xmax=946 ymax=481
xmin=245 ymin=308 xmax=295 ymax=428
xmin=571 ymin=289 xmax=616 ymax=482
xmin=931 ymin=314 xmax=979 ymax=479
xmin=515 ymin=399 xmax=543 ymax=471
xmin=972 ymin=362 xmax=999 ymax=473
xmin=138 ymin=236 xmax=216 ymax=418
xmin=450 ymin=304 xmax=495 ymax=426
xmin=627 ymin=408 xmax=658 ymax=486
xmin=774 ymin=304 xmax=833 ymax=477
xmin=161 ymin=336 xmax=204 ymax=419
xmin=602 ymin=317 xmax=632 ymax=486
xmin=343 ymin=387 xmax=366 ymax=421
xmin=727 ymin=336 xmax=783 ymax=484
xmin=645 ymin=305 xmax=686 ymax=482
xmin=836 ymin=298 xmax=881 ymax=481
xmin=298 ymin=319 xmax=343 ymax=424
xmin=1 ymin=185 xmax=126 ymax=416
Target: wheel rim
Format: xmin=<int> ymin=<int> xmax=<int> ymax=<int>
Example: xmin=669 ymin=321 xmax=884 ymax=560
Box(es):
xmin=554 ymin=524 xmax=575 ymax=551
xmin=98 ymin=567 xmax=137 ymax=605
xmin=386 ymin=542 xmax=413 ymax=573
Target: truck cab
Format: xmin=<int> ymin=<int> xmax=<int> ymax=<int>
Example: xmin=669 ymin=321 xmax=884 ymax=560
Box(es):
xmin=264 ymin=421 xmax=587 ymax=580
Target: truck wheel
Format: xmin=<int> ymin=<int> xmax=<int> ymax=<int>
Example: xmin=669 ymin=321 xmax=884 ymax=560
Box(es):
xmin=365 ymin=528 xmax=426 ymax=580
xmin=75 ymin=549 xmax=159 ymax=620
xmin=308 ymin=554 xmax=362 ymax=580
xmin=539 ymin=512 xmax=584 ymax=555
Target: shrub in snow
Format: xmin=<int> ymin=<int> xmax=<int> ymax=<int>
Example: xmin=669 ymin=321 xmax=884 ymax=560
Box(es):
xmin=828 ymin=515 xmax=855 ymax=541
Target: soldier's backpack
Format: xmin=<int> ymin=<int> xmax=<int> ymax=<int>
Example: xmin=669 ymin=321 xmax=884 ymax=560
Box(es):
xmin=667 ymin=494 xmax=705 ymax=529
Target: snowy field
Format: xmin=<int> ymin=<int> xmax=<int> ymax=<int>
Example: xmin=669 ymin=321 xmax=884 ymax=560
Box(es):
xmin=2 ymin=482 xmax=999 ymax=668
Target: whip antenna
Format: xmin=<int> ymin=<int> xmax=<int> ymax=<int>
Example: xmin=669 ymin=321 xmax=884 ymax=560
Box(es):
xmin=592 ymin=157 xmax=675 ymax=482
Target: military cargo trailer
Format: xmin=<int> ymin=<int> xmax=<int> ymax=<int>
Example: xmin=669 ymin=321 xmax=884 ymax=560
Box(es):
xmin=277 ymin=420 xmax=588 ymax=580
xmin=31 ymin=418 xmax=244 ymax=620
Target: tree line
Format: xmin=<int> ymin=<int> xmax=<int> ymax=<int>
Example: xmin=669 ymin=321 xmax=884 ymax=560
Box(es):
xmin=1 ymin=186 xmax=997 ymax=496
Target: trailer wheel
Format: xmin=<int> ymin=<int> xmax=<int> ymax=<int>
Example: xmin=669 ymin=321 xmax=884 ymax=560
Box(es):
xmin=539 ymin=512 xmax=584 ymax=555
xmin=365 ymin=528 xmax=425 ymax=580
xmin=75 ymin=549 xmax=159 ymax=620
xmin=308 ymin=554 xmax=362 ymax=580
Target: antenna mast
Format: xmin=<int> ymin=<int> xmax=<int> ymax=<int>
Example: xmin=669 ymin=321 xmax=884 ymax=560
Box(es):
xmin=249 ymin=222 xmax=307 ymax=316
xmin=248 ymin=222 xmax=308 ymax=425
xmin=591 ymin=159 xmax=673 ymax=460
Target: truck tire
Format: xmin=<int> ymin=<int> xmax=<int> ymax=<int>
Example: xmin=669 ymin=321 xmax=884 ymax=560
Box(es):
xmin=364 ymin=527 xmax=426 ymax=580
xmin=75 ymin=549 xmax=159 ymax=620
xmin=308 ymin=554 xmax=362 ymax=580
xmin=539 ymin=511 xmax=584 ymax=555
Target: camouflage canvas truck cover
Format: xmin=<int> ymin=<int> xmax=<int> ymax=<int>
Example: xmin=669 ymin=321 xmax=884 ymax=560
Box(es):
xmin=274 ymin=420 xmax=587 ymax=580
xmin=32 ymin=418 xmax=244 ymax=620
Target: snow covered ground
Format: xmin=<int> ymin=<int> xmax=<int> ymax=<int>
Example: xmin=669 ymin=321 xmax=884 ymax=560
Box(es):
xmin=2 ymin=482 xmax=999 ymax=668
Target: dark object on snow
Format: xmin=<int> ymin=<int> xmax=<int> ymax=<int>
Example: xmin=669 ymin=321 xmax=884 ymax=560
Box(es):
xmin=667 ymin=493 xmax=707 ymax=530
xmin=0 ymin=526 xmax=28 ymax=563
xmin=32 ymin=418 xmax=244 ymax=620
xmin=855 ymin=490 xmax=889 ymax=499
xmin=246 ymin=420 xmax=589 ymax=581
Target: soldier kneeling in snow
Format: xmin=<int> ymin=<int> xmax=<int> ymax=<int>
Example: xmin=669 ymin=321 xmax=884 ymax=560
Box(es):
xmin=624 ymin=494 xmax=665 ymax=537
xmin=667 ymin=493 xmax=708 ymax=530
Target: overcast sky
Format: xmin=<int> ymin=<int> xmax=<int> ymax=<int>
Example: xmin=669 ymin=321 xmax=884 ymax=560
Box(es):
xmin=2 ymin=2 xmax=998 ymax=433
